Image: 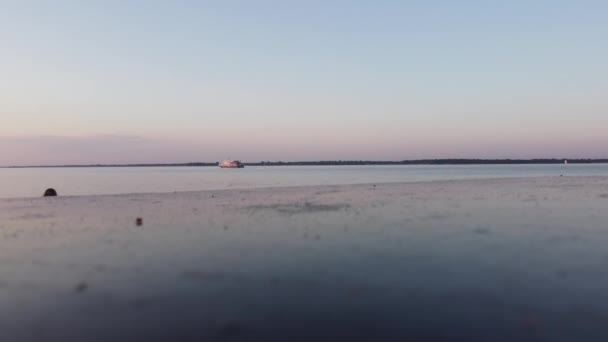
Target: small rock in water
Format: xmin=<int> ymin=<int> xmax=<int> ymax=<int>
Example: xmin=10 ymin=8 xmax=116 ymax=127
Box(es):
xmin=73 ymin=282 xmax=88 ymax=293
xmin=43 ymin=188 xmax=57 ymax=197
xmin=136 ymin=217 xmax=143 ymax=226
xmin=473 ymin=227 xmax=490 ymax=235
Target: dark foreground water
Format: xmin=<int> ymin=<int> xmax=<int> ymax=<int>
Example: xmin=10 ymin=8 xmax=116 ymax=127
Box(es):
xmin=2 ymin=164 xmax=608 ymax=198
xmin=1 ymin=177 xmax=608 ymax=341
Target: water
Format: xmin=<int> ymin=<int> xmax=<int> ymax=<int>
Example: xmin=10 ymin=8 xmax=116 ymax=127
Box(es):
xmin=1 ymin=164 xmax=607 ymax=198
xmin=3 ymin=176 xmax=608 ymax=341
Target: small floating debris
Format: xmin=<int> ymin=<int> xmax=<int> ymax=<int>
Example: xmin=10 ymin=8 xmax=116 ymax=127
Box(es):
xmin=43 ymin=188 xmax=57 ymax=197
xmin=135 ymin=217 xmax=143 ymax=226
xmin=73 ymin=282 xmax=88 ymax=294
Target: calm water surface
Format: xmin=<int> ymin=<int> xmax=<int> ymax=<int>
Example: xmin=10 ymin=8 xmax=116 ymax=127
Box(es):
xmin=1 ymin=164 xmax=608 ymax=198
xmin=3 ymin=177 xmax=608 ymax=341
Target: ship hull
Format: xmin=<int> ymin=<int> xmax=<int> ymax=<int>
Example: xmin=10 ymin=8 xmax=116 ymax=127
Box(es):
xmin=219 ymin=165 xmax=244 ymax=168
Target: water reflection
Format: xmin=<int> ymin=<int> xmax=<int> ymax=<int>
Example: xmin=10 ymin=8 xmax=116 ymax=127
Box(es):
xmin=2 ymin=164 xmax=608 ymax=198
xmin=1 ymin=178 xmax=608 ymax=341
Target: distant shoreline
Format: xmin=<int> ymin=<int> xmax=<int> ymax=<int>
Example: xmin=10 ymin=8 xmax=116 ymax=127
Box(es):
xmin=3 ymin=159 xmax=608 ymax=168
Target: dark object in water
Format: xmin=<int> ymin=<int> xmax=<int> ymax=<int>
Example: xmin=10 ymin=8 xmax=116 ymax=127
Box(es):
xmin=43 ymin=188 xmax=57 ymax=197
xmin=136 ymin=217 xmax=143 ymax=226
xmin=73 ymin=282 xmax=88 ymax=293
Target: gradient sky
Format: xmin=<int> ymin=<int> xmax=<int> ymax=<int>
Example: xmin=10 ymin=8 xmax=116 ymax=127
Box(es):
xmin=1 ymin=1 xmax=607 ymax=165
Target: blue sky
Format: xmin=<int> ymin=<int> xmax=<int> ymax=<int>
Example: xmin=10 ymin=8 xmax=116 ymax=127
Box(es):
xmin=1 ymin=1 xmax=607 ymax=165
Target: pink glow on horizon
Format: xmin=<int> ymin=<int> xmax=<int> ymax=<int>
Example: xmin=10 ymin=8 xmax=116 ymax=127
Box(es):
xmin=1 ymin=134 xmax=606 ymax=166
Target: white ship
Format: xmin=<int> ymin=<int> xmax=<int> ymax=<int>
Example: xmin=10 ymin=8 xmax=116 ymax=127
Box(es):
xmin=219 ymin=160 xmax=245 ymax=168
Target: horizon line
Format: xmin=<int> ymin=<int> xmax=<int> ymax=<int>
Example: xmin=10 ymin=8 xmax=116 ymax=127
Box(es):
xmin=3 ymin=158 xmax=608 ymax=169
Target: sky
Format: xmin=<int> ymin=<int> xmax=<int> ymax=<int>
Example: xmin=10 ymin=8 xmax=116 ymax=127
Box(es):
xmin=1 ymin=1 xmax=607 ymax=165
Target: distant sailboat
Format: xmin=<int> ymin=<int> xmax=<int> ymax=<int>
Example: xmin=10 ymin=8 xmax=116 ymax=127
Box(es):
xmin=564 ymin=159 xmax=568 ymax=165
